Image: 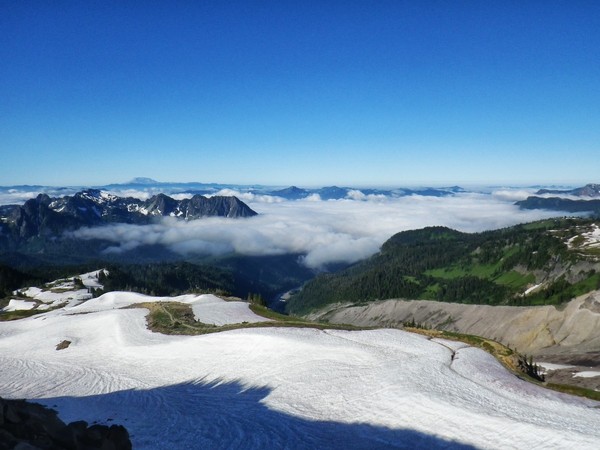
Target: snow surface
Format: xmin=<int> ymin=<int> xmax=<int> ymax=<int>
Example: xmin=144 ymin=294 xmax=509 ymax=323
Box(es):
xmin=15 ymin=288 xmax=92 ymax=309
xmin=523 ymin=283 xmax=543 ymax=295
xmin=574 ymin=371 xmax=600 ymax=378
xmin=537 ymin=362 xmax=576 ymax=372
xmin=78 ymin=270 xmax=106 ymax=289
xmin=9 ymin=270 xmax=105 ymax=310
xmin=18 ymin=286 xmax=43 ymax=298
xmin=187 ymin=295 xmax=272 ymax=325
xmin=567 ymin=224 xmax=600 ymax=250
xmin=584 ymin=225 xmax=600 ymax=248
xmin=1 ymin=292 xmax=599 ymax=449
xmin=2 ymin=299 xmax=36 ymax=312
xmin=68 ymin=292 xmax=270 ymax=326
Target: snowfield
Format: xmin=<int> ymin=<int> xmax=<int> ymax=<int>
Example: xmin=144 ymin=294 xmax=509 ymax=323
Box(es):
xmin=9 ymin=270 xmax=107 ymax=310
xmin=575 ymin=371 xmax=600 ymax=379
xmin=2 ymin=299 xmax=36 ymax=312
xmin=567 ymin=224 xmax=600 ymax=250
xmin=68 ymin=291 xmax=271 ymax=326
xmin=1 ymin=291 xmax=599 ymax=449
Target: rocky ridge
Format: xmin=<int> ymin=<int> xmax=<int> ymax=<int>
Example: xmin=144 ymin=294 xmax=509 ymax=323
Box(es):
xmin=0 ymin=189 xmax=257 ymax=241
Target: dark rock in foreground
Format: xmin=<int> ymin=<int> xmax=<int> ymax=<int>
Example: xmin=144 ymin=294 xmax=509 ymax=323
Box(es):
xmin=0 ymin=396 xmax=132 ymax=450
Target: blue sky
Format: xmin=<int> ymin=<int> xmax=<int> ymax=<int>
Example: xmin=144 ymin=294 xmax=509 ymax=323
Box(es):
xmin=1 ymin=1 xmax=599 ymax=187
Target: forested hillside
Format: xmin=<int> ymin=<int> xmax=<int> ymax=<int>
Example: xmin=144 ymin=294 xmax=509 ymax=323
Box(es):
xmin=288 ymin=218 xmax=600 ymax=314
xmin=96 ymin=255 xmax=314 ymax=300
xmin=0 ymin=264 xmax=42 ymax=298
xmin=1 ymin=253 xmax=315 ymax=308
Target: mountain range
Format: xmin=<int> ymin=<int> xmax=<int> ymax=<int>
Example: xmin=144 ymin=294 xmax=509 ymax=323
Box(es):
xmin=100 ymin=183 xmax=468 ymax=201
xmin=0 ymin=189 xmax=256 ymax=243
xmin=516 ymin=184 xmax=600 ymax=216
xmin=110 ymin=179 xmax=468 ymax=200
xmin=0 ymin=180 xmax=472 ymax=205
xmin=265 ymin=185 xmax=466 ymax=200
xmin=535 ymin=183 xmax=600 ymax=197
xmin=517 ymin=197 xmax=600 ymax=215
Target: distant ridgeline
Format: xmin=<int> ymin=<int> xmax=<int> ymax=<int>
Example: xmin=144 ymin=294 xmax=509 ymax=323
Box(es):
xmin=0 ymin=189 xmax=256 ymax=246
xmin=0 ymin=190 xmax=317 ymax=302
xmin=288 ymin=218 xmax=600 ymax=314
xmin=517 ymin=197 xmax=600 ymax=215
xmin=516 ymin=183 xmax=600 ymax=216
xmin=265 ymin=185 xmax=465 ymax=200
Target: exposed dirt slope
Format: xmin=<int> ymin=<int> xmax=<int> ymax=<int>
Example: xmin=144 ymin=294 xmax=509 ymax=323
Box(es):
xmin=308 ymin=290 xmax=600 ymax=358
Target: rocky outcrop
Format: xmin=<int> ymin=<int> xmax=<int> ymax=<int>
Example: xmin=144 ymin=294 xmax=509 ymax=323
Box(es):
xmin=0 ymin=396 xmax=131 ymax=450
xmin=180 ymin=195 xmax=257 ymax=218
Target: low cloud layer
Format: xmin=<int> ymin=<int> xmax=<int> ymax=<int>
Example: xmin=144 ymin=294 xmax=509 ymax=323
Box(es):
xmin=212 ymin=189 xmax=285 ymax=203
xmin=0 ymin=187 xmax=82 ymax=206
xmin=69 ymin=193 xmax=560 ymax=269
xmin=491 ymin=189 xmax=537 ymax=202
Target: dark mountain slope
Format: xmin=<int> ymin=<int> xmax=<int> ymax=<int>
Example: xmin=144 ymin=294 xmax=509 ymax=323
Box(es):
xmin=0 ymin=190 xmax=257 ymax=244
xmin=516 ymin=183 xmax=600 ymax=215
xmin=288 ymin=218 xmax=600 ymax=314
xmin=516 ymin=197 xmax=600 ymax=215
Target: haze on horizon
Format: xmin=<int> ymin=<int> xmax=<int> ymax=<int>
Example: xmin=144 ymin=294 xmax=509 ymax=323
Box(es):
xmin=1 ymin=2 xmax=599 ymax=187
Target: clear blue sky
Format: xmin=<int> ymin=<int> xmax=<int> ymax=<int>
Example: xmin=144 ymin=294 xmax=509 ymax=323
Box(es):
xmin=1 ymin=1 xmax=599 ymax=187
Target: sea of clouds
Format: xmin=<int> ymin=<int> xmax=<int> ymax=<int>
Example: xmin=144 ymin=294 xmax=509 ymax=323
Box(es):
xmin=66 ymin=189 xmax=560 ymax=268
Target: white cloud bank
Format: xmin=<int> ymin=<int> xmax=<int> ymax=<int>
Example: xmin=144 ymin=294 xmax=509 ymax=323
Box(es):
xmin=70 ymin=193 xmax=561 ymax=269
xmin=0 ymin=187 xmax=83 ymax=205
xmin=491 ymin=189 xmax=537 ymax=202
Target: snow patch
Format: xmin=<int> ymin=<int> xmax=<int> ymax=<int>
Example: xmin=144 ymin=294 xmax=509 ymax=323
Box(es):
xmin=69 ymin=292 xmax=268 ymax=326
xmin=574 ymin=371 xmax=600 ymax=378
xmin=2 ymin=299 xmax=36 ymax=312
xmin=187 ymin=295 xmax=271 ymax=325
xmin=524 ymin=283 xmax=543 ymax=295
xmin=566 ymin=224 xmax=600 ymax=250
xmin=12 ymin=270 xmax=106 ymax=309
xmin=537 ymin=362 xmax=576 ymax=372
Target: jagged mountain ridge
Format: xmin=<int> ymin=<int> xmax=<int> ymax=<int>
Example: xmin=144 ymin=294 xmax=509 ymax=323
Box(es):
xmin=535 ymin=183 xmax=600 ymax=198
xmin=0 ymin=189 xmax=257 ymax=241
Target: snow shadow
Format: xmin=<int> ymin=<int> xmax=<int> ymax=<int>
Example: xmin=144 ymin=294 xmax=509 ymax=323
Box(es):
xmin=38 ymin=379 xmax=479 ymax=449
